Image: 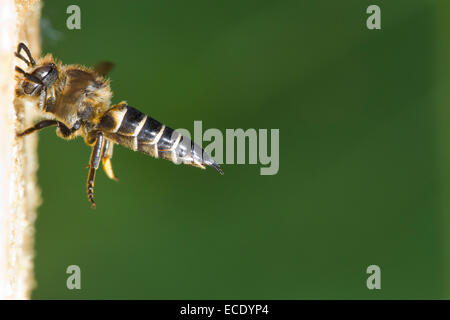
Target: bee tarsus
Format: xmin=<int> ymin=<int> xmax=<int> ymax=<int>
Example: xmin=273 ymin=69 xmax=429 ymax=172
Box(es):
xmin=87 ymin=131 xmax=104 ymax=207
xmin=17 ymin=119 xmax=58 ymax=137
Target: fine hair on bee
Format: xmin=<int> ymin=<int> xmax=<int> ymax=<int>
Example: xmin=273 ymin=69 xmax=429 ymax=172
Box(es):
xmin=14 ymin=43 xmax=223 ymax=208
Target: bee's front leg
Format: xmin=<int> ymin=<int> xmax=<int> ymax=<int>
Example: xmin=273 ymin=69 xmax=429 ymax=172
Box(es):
xmin=86 ymin=131 xmax=105 ymax=208
xmin=17 ymin=120 xmax=58 ymax=137
xmin=56 ymin=120 xmax=81 ymax=139
xmin=18 ymin=120 xmax=81 ymax=139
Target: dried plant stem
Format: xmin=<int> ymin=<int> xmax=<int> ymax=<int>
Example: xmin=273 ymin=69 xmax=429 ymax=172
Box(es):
xmin=0 ymin=0 xmax=41 ymax=300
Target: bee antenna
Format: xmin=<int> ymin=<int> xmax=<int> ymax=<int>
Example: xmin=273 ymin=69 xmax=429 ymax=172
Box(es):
xmin=15 ymin=66 xmax=44 ymax=85
xmin=15 ymin=43 xmax=36 ymax=67
xmin=15 ymin=52 xmax=31 ymax=66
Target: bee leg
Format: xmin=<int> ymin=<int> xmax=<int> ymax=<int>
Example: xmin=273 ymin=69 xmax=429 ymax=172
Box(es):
xmin=87 ymin=132 xmax=105 ymax=208
xmin=56 ymin=120 xmax=81 ymax=139
xmin=17 ymin=120 xmax=58 ymax=137
xmin=37 ymin=88 xmax=48 ymax=111
xmin=18 ymin=120 xmax=81 ymax=139
xmin=101 ymin=139 xmax=118 ymax=181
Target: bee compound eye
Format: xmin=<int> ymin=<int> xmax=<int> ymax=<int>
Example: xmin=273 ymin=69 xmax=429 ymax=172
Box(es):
xmin=34 ymin=64 xmax=58 ymax=87
xmin=33 ymin=65 xmax=51 ymax=79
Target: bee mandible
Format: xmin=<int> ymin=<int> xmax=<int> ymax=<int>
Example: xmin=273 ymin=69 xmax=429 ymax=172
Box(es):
xmin=14 ymin=43 xmax=223 ymax=207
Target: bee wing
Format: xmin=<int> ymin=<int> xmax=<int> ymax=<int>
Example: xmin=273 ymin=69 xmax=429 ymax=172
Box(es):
xmin=94 ymin=61 xmax=114 ymax=77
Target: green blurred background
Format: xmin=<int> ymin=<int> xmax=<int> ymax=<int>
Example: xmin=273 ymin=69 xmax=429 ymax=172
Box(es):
xmin=32 ymin=0 xmax=450 ymax=299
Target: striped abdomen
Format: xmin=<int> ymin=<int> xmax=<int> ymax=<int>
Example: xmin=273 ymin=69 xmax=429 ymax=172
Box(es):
xmin=97 ymin=103 xmax=223 ymax=174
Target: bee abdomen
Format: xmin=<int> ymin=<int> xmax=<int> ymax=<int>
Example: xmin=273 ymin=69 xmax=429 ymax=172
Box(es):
xmin=98 ymin=103 xmax=223 ymax=174
xmin=98 ymin=103 xmax=147 ymax=137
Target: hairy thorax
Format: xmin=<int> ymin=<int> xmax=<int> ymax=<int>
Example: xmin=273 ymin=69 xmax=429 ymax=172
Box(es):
xmin=48 ymin=66 xmax=112 ymax=131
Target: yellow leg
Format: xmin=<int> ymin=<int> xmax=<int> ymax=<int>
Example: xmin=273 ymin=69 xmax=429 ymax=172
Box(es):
xmin=102 ymin=157 xmax=118 ymax=181
xmin=102 ymin=139 xmax=119 ymax=181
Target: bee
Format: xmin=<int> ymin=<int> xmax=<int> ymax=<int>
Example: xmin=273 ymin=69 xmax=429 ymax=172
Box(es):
xmin=14 ymin=43 xmax=223 ymax=207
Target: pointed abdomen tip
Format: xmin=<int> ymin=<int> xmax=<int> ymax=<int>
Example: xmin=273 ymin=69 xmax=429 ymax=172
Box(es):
xmin=210 ymin=161 xmax=224 ymax=175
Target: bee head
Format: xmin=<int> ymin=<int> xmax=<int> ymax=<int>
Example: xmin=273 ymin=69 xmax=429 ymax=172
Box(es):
xmin=20 ymin=63 xmax=59 ymax=95
xmin=32 ymin=63 xmax=58 ymax=87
